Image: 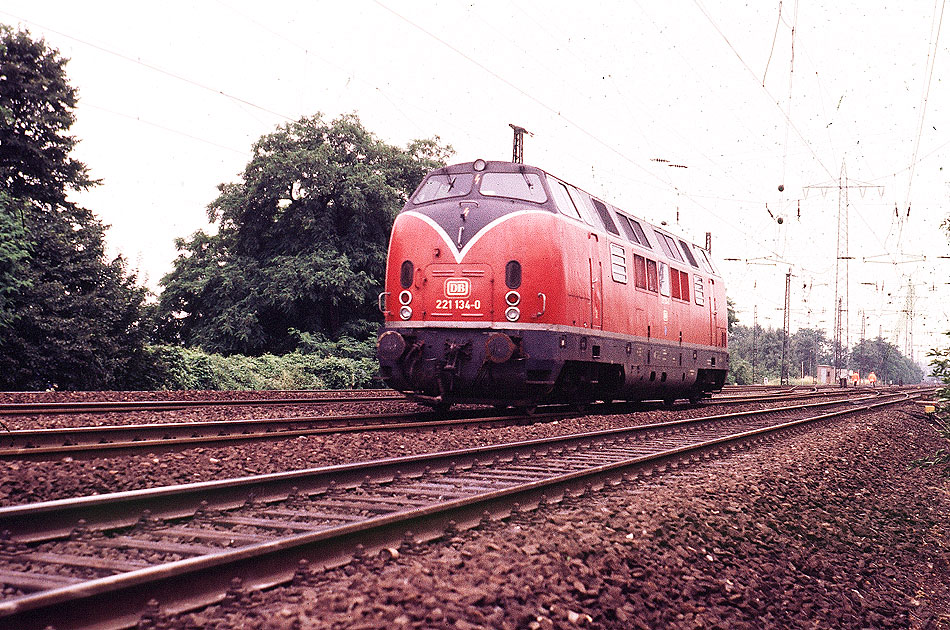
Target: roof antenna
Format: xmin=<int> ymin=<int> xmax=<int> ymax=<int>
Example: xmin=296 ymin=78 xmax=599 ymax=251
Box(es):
xmin=509 ymin=124 xmax=532 ymax=164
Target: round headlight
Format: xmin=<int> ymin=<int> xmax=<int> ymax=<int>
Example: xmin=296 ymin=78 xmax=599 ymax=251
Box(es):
xmin=505 ymin=290 xmax=521 ymax=306
xmin=505 ymin=306 xmax=520 ymax=322
xmin=399 ymin=306 xmax=412 ymax=320
xmin=473 ymin=158 xmax=487 ymax=171
xmin=399 ymin=290 xmax=412 ymax=305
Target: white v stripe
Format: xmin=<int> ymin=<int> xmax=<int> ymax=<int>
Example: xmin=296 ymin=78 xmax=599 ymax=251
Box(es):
xmin=399 ymin=210 xmax=550 ymax=264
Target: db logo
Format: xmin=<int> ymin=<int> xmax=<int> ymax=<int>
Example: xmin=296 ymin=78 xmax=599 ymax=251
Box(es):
xmin=444 ymin=278 xmax=471 ymax=298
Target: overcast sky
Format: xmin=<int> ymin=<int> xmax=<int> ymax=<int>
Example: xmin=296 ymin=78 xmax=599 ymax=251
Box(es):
xmin=3 ymin=1 xmax=948 ymax=365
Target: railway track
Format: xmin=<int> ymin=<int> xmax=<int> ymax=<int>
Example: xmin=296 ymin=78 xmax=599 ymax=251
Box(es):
xmin=0 ymin=408 xmax=576 ymax=460
xmin=0 ymin=389 xmax=917 ymax=630
xmin=0 ymin=388 xmax=885 ymax=460
xmin=0 ymin=385 xmax=864 ymax=418
xmin=0 ymin=389 xmax=406 ymax=416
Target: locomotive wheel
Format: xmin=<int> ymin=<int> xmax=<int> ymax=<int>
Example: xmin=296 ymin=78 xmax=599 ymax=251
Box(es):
xmin=519 ymin=405 xmax=538 ymax=416
xmin=663 ymin=398 xmax=676 ymax=408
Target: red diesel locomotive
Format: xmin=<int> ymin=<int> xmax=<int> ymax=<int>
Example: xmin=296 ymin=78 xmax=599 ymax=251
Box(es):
xmin=377 ymin=159 xmax=728 ymax=409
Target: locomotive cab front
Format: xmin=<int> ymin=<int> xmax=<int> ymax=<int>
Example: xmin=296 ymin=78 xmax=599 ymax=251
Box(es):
xmin=377 ymin=160 xmax=563 ymax=407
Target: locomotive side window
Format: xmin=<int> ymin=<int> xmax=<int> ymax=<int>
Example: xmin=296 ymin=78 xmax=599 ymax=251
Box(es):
xmin=669 ymin=268 xmax=692 ymax=301
xmin=655 ymin=231 xmax=684 ymax=263
xmin=693 ymin=247 xmax=709 ymax=272
xmin=694 ymin=275 xmax=705 ymax=305
xmin=658 ymin=262 xmax=671 ymax=297
xmin=646 ymin=259 xmax=658 ymax=293
xmin=616 ymin=213 xmax=637 ymax=241
xmin=412 ymin=173 xmax=474 ymax=203
xmin=654 ymin=230 xmax=673 ymax=258
xmin=696 ymin=247 xmax=717 ymax=274
xmin=630 ymin=219 xmax=652 ymax=249
xmin=679 ymin=240 xmax=699 ymax=268
xmin=480 ymin=173 xmax=547 ymax=203
xmin=591 ymin=198 xmax=620 ymax=236
xmin=566 ymin=186 xmax=603 ymax=228
xmin=548 ymin=177 xmax=583 ymax=220
xmin=634 ymin=254 xmax=647 ymax=289
xmin=667 ymin=235 xmax=684 ymax=261
xmin=609 ymin=243 xmax=627 ymax=283
xmin=671 ymin=268 xmax=682 ymax=300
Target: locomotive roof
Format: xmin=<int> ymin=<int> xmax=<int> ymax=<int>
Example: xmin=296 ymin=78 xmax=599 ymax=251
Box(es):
xmin=411 ymin=160 xmax=719 ymax=275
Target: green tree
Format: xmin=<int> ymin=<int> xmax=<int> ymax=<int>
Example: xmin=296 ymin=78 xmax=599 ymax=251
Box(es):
xmin=157 ymin=113 xmax=451 ymax=355
xmin=0 ymin=26 xmax=147 ymax=389
xmin=0 ymin=192 xmax=30 ymax=328
xmin=851 ymin=337 xmax=922 ymax=385
xmin=727 ymin=315 xmax=922 ymax=386
xmin=0 ymin=27 xmax=95 ymax=207
xmin=789 ymin=327 xmax=830 ymax=379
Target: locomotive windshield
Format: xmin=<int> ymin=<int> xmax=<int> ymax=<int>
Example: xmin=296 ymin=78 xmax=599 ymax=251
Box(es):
xmin=479 ymin=173 xmax=547 ymax=203
xmin=412 ymin=173 xmax=474 ymax=204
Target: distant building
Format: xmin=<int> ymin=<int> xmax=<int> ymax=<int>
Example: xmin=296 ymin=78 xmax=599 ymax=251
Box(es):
xmin=816 ymin=364 xmax=849 ymax=385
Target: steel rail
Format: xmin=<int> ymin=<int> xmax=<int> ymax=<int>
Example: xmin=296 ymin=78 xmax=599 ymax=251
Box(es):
xmin=0 ymin=390 xmax=407 ymax=416
xmin=0 ymin=391 xmax=916 ymax=629
xmin=707 ymin=385 xmax=932 ymax=405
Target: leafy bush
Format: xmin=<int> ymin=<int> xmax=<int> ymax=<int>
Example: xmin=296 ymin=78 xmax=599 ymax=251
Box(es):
xmin=289 ymin=328 xmax=376 ymax=360
xmin=912 ymin=336 xmax=950 ymax=475
xmin=138 ymin=344 xmax=380 ymax=391
xmin=726 ymin=356 xmax=753 ymax=385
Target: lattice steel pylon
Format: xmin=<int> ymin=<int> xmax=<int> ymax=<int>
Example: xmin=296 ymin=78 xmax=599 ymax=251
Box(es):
xmin=835 ymin=297 xmax=844 ymax=382
xmin=833 ymin=161 xmax=850 ymax=377
xmin=903 ymin=278 xmax=916 ymax=360
xmin=804 ymin=159 xmax=883 ymax=379
xmin=781 ymin=269 xmax=792 ymax=385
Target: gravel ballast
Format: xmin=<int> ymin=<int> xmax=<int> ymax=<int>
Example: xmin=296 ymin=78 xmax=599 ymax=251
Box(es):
xmin=159 ymin=403 xmax=950 ymax=629
xmin=1 ymin=394 xmax=947 ymax=628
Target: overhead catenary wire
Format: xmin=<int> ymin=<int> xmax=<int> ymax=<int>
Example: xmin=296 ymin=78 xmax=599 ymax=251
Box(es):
xmin=903 ymin=0 xmax=946 ymax=226
xmin=212 ymin=0 xmax=484 ymax=144
xmin=2 ymin=6 xmax=495 ymax=164
xmin=692 ymin=0 xmax=835 ymax=182
xmin=372 ymin=0 xmax=677 ymax=192
xmin=0 ymin=10 xmax=296 ymax=122
xmin=630 ymin=0 xmax=779 ymax=196
xmin=762 ymin=0 xmax=784 ymax=86
xmin=83 ymin=103 xmax=250 ymax=156
xmin=780 ymin=0 xmax=799 ymax=197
